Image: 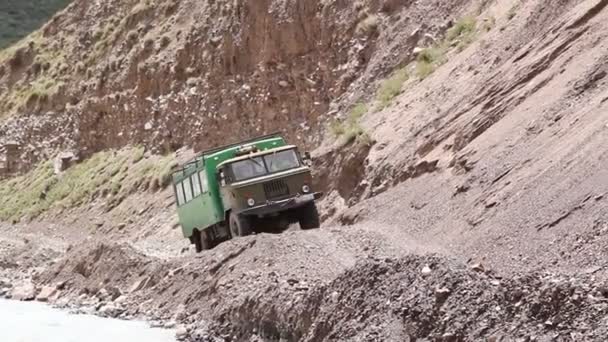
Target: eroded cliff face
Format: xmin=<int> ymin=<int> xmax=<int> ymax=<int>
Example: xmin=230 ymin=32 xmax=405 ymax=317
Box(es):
xmin=0 ymin=0 xmax=473 ymax=172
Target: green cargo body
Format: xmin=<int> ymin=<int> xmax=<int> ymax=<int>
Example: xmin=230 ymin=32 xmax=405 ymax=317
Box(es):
xmin=172 ymin=136 xmax=287 ymax=239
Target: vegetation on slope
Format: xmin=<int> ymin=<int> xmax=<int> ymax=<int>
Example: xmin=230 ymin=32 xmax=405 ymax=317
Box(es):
xmin=0 ymin=147 xmax=176 ymax=222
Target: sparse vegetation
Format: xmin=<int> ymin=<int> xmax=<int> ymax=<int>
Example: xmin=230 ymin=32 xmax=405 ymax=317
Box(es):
xmin=416 ymin=46 xmax=448 ymax=79
xmin=375 ymin=68 xmax=409 ymax=111
xmin=415 ymin=15 xmax=478 ymax=79
xmin=0 ymin=147 xmax=176 ymax=221
xmin=447 ymin=16 xmax=478 ymax=51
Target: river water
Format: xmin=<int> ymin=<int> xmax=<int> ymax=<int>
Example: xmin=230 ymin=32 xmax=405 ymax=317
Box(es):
xmin=0 ymin=299 xmax=176 ymax=342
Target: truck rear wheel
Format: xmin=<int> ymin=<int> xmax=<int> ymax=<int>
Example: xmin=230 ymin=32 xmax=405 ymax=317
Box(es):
xmin=299 ymin=202 xmax=320 ymax=230
xmin=194 ymin=229 xmax=213 ymax=252
xmin=229 ymin=212 xmax=253 ymax=237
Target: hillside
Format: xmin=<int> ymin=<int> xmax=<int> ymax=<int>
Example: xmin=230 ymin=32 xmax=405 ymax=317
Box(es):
xmin=0 ymin=0 xmax=72 ymax=49
xmin=1 ymin=0 xmax=608 ymax=341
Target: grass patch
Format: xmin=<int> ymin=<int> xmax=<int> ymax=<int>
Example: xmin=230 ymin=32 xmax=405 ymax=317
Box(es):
xmin=446 ymin=16 xmax=477 ymax=41
xmin=0 ymin=147 xmax=175 ymax=221
xmin=375 ymin=68 xmax=409 ymax=111
xmin=415 ymin=46 xmax=447 ymax=79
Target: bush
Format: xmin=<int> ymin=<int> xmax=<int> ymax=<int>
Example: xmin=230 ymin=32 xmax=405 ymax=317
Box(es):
xmin=415 ymin=46 xmax=447 ymax=79
xmin=446 ymin=16 xmax=477 ymax=42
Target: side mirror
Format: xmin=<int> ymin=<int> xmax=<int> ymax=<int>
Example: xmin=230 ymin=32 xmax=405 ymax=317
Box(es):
xmin=218 ymin=170 xmax=226 ymax=186
xmin=302 ymin=151 xmax=312 ymax=166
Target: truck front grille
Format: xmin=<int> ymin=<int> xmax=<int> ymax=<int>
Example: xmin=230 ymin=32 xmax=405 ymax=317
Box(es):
xmin=263 ymin=179 xmax=290 ymax=200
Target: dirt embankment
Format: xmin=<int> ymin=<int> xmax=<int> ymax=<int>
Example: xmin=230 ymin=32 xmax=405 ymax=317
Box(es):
xmin=16 ymin=232 xmax=608 ymax=342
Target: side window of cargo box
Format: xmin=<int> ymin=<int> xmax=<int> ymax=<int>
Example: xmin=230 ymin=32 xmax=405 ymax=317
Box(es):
xmin=175 ymin=182 xmax=186 ymax=206
xmin=192 ymin=173 xmax=202 ymax=197
xmin=200 ymin=171 xmax=208 ymax=193
xmin=183 ymin=177 xmax=193 ymax=202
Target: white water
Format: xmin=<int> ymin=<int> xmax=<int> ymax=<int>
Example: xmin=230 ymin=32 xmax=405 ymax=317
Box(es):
xmin=0 ymin=299 xmax=176 ymax=342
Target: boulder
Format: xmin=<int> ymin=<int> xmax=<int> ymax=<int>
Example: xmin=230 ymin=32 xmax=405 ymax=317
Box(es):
xmin=53 ymin=151 xmax=76 ymax=175
xmin=36 ymin=286 xmax=58 ymax=302
xmin=11 ymin=281 xmax=36 ymax=301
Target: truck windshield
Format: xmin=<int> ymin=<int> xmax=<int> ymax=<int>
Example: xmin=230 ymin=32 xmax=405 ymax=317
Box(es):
xmin=230 ymin=157 xmax=266 ymax=181
xmin=264 ymin=149 xmax=300 ymax=173
xmin=228 ymin=149 xmax=301 ymax=182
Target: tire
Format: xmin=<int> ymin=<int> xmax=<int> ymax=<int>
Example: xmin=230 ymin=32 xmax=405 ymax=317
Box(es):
xmin=229 ymin=212 xmax=253 ymax=238
xmin=193 ymin=229 xmax=213 ymax=252
xmin=299 ymin=202 xmax=321 ymax=230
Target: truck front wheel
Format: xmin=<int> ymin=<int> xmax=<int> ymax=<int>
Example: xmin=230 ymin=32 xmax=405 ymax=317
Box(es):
xmin=229 ymin=212 xmax=253 ymax=237
xmin=298 ymin=202 xmax=320 ymax=230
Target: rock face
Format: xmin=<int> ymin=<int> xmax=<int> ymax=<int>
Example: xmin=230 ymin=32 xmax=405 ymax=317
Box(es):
xmin=0 ymin=0 xmax=469 ymax=171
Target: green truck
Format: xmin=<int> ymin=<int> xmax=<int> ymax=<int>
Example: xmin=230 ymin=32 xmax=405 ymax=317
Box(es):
xmin=172 ymin=133 xmax=323 ymax=252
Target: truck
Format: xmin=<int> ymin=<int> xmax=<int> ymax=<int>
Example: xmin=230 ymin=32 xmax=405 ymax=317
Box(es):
xmin=171 ymin=133 xmax=323 ymax=252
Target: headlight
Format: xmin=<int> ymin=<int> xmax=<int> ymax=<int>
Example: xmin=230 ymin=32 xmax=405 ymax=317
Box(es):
xmin=302 ymin=185 xmax=310 ymax=194
xmin=247 ymin=198 xmax=256 ymax=207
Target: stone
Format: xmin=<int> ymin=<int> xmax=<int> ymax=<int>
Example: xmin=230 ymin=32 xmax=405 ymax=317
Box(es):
xmin=0 ymin=278 xmax=12 ymax=288
xmin=471 ymin=263 xmax=485 ymax=272
xmin=435 ymin=287 xmax=452 ymax=303
xmin=99 ymin=303 xmax=124 ymax=318
xmin=164 ymin=320 xmax=177 ymax=329
xmin=278 ymin=80 xmax=289 ymax=88
xmin=144 ymin=122 xmax=153 ymax=131
xmin=11 ymin=282 xmax=36 ymax=301
xmin=129 ymin=276 xmax=151 ymax=293
xmin=53 ymin=152 xmax=75 ymax=175
xmin=421 ymin=265 xmax=432 ymax=275
xmin=36 ymin=286 xmax=58 ymax=302
xmin=175 ymin=326 xmax=189 ymax=341
xmin=412 ymin=47 xmax=424 ymax=55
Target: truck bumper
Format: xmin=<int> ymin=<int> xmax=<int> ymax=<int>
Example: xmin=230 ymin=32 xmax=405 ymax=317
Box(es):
xmin=239 ymin=192 xmax=322 ymax=217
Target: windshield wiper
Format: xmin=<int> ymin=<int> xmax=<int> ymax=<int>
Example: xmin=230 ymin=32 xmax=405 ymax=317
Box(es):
xmin=248 ymin=156 xmax=264 ymax=169
xmin=267 ymin=150 xmax=277 ymax=171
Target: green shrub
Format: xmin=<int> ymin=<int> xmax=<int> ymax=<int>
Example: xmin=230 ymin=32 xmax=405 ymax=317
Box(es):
xmin=331 ymin=103 xmax=372 ymax=145
xmin=446 ymin=16 xmax=477 ymax=42
xmin=415 ymin=46 xmax=447 ymax=79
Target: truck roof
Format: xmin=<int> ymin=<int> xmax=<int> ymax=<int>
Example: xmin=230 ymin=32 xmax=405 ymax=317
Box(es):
xmin=216 ymin=145 xmax=296 ymax=168
xmin=171 ymin=133 xmax=288 ymax=183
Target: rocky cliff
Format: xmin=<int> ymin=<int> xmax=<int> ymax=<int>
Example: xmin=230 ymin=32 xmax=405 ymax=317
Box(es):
xmin=0 ymin=0 xmax=474 ymax=173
